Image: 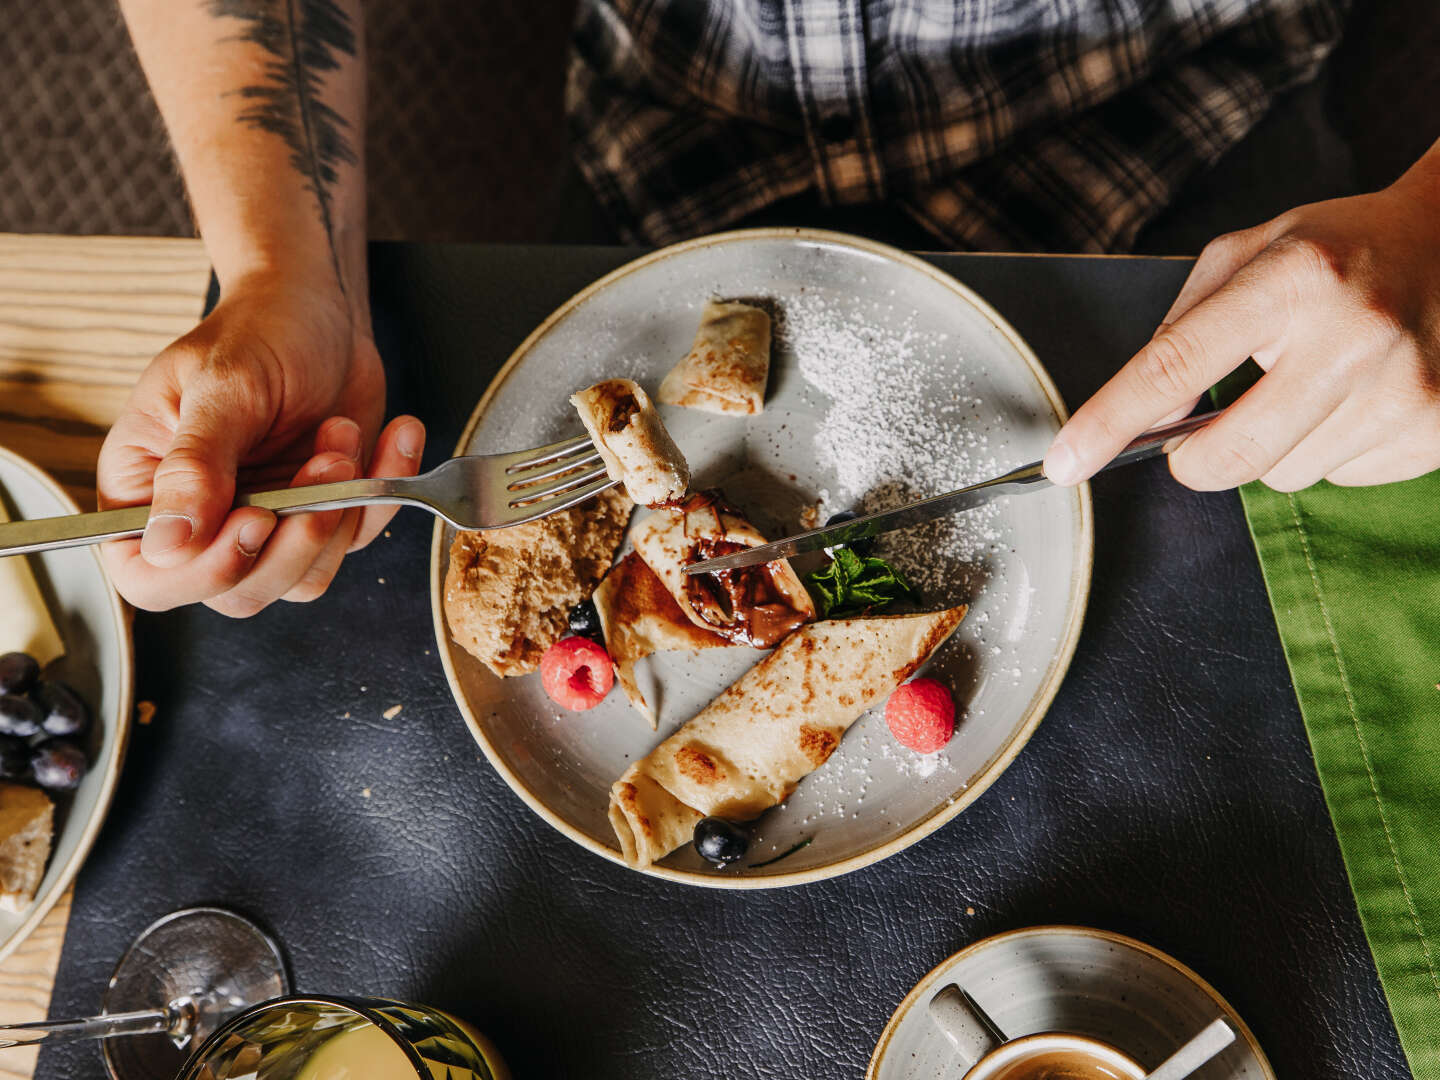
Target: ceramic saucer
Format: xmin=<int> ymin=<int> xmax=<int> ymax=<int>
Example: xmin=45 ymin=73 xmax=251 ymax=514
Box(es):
xmin=868 ymin=925 xmax=1273 ymax=1080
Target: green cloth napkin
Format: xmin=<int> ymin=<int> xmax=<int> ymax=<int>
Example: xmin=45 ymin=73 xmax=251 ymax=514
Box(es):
xmin=1218 ymin=382 xmax=1440 ymax=1076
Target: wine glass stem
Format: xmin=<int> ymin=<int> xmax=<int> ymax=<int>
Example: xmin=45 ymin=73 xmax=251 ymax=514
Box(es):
xmin=0 ymin=1007 xmax=174 ymax=1049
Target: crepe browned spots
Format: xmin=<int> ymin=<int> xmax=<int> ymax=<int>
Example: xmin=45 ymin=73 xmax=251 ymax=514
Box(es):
xmin=571 ymin=378 xmax=689 ymax=506
xmin=594 ymin=552 xmax=731 ymax=728
xmin=608 ymin=606 xmax=967 ymax=868
xmin=659 ymin=300 xmax=770 ymax=415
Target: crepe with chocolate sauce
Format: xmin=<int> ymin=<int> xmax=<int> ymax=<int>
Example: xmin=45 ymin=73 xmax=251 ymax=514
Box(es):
xmin=659 ymin=300 xmax=771 ymax=415
xmin=571 ymin=378 xmax=689 ymax=506
xmin=608 ymin=606 xmax=967 ymax=868
xmin=593 ymin=552 xmax=731 ymax=728
xmin=631 ymin=494 xmax=814 ymax=649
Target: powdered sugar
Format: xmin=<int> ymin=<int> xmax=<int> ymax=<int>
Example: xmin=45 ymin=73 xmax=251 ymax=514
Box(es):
xmin=778 ymin=292 xmax=1005 ymax=598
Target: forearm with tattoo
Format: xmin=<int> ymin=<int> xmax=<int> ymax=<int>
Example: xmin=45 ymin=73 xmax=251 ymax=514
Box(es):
xmin=208 ymin=0 xmax=358 ymax=287
xmin=120 ymin=0 xmax=368 ymax=304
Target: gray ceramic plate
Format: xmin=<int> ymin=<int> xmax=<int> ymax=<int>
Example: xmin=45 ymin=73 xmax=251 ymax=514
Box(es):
xmin=0 ymin=446 xmax=131 ymax=962
xmin=868 ymin=925 xmax=1274 ymax=1080
xmin=430 ymin=228 xmax=1092 ymax=887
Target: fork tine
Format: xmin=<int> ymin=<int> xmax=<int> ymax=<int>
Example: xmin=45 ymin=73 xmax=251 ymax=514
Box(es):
xmin=499 ymin=476 xmax=620 ymax=527
xmin=505 ymin=450 xmax=604 ymax=491
xmin=499 ymin=433 xmax=593 ymax=474
xmin=508 ymin=464 xmax=611 ymax=508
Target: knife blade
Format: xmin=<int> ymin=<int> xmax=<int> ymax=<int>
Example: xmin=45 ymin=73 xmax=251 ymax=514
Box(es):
xmin=682 ymin=408 xmax=1222 ymax=575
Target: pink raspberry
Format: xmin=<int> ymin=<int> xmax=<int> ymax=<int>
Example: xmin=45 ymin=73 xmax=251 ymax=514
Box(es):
xmin=885 ymin=677 xmax=955 ymax=753
xmin=540 ymin=637 xmax=615 ymax=711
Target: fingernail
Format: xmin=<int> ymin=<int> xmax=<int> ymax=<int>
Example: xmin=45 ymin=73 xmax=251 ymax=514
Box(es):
xmin=236 ymin=515 xmax=275 ymax=557
xmin=141 ymin=513 xmax=193 ymax=560
xmin=1044 ymin=439 xmax=1084 ymax=486
xmin=397 ymin=421 xmax=424 ymax=460
xmin=330 ymin=418 xmax=363 ymax=460
xmin=318 ymin=458 xmax=357 ymax=483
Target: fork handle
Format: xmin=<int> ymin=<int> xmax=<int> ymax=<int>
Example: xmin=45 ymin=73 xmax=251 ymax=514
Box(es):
xmin=0 ymin=476 xmax=424 ymax=558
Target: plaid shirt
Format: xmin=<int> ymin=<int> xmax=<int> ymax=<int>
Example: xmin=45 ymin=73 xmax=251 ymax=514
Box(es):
xmin=567 ymin=0 xmax=1347 ymax=252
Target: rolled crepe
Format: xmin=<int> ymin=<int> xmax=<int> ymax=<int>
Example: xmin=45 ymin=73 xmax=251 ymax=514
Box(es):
xmin=594 ymin=552 xmax=731 ymax=729
xmin=571 ymin=378 xmax=689 ymax=507
xmin=608 ymin=606 xmax=967 ymax=868
xmin=659 ymin=300 xmax=771 ymax=415
xmin=631 ymin=495 xmax=813 ymax=648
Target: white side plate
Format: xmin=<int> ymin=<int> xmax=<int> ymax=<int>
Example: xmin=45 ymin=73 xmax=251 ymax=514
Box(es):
xmin=0 ymin=447 xmax=131 ymax=961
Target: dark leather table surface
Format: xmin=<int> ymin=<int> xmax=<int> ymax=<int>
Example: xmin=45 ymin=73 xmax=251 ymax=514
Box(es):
xmin=38 ymin=243 xmax=1408 ymax=1080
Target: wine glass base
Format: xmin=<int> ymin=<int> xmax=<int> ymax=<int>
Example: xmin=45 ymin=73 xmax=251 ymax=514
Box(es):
xmin=100 ymin=907 xmax=289 ymax=1080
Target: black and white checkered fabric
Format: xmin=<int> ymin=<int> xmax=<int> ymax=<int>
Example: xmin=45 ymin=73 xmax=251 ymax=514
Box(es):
xmin=567 ymin=0 xmax=1347 ymax=251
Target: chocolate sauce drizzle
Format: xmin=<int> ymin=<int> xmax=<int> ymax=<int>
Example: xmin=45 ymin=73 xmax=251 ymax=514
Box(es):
xmin=679 ymin=492 xmax=810 ymax=648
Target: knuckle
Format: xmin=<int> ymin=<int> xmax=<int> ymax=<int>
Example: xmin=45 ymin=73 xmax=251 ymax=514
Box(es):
xmin=283 ymin=559 xmax=340 ymax=604
xmin=1173 ymin=430 xmax=1269 ymax=490
xmin=1221 ymin=428 xmax=1270 ymax=474
xmin=1270 ymin=233 xmax=1366 ymax=303
xmin=1272 ymin=234 xmax=1337 ymax=281
xmin=1135 ymin=328 xmax=1206 ymax=400
xmin=284 ymin=578 xmax=331 ymax=604
xmin=1198 ymin=229 xmax=1247 ymax=266
xmin=209 ymin=587 xmax=271 ymax=619
xmin=151 ymin=443 xmax=215 ymax=491
xmin=295 ymin=510 xmax=341 ymax=546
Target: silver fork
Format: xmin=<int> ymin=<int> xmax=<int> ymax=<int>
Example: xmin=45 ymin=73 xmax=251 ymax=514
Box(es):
xmin=0 ymin=434 xmax=617 ymax=557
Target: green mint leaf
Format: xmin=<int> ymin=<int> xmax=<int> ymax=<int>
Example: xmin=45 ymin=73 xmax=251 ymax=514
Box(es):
xmin=804 ymin=550 xmax=917 ymax=618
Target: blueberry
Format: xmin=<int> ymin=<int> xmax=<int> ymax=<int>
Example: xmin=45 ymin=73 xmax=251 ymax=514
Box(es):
xmin=693 ymin=817 xmax=750 ymax=866
xmin=34 ymin=681 xmax=89 ymax=738
xmin=30 ymin=740 xmax=86 ymax=792
xmin=823 ymin=509 xmax=876 ymax=557
xmin=0 ymin=695 xmax=42 ymax=738
xmin=0 ymin=738 xmax=29 ymax=781
xmin=0 ymin=653 xmax=39 ymax=696
xmin=567 ymin=598 xmax=603 ymax=640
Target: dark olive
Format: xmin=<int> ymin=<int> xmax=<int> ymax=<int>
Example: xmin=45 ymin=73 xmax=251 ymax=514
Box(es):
xmin=693 ymin=817 xmax=750 ymax=866
xmin=0 ymin=695 xmax=42 ymax=738
xmin=34 ymin=681 xmax=89 ymax=738
xmin=0 ymin=653 xmax=39 ymax=697
xmin=30 ymin=740 xmax=87 ymax=792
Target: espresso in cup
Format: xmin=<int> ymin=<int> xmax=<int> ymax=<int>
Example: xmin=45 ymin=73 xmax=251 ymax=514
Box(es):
xmin=985 ymin=1045 xmax=1143 ymax=1080
xmin=961 ymin=1033 xmax=1144 ymax=1080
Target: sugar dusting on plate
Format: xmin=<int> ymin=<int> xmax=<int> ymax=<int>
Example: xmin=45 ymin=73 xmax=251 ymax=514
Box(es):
xmin=779 ymin=293 xmax=1004 ymax=597
xmin=736 ymin=291 xmax=1023 ymax=839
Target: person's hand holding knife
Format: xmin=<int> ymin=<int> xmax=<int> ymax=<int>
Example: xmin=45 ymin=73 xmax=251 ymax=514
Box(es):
xmin=1045 ymin=137 xmax=1440 ymax=493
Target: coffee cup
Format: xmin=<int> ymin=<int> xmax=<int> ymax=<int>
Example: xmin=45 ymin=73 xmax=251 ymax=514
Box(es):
xmin=927 ymin=983 xmax=1231 ymax=1080
xmin=955 ymin=1031 xmax=1144 ymax=1079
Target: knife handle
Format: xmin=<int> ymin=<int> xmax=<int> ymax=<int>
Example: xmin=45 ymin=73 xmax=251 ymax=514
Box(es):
xmin=1101 ymin=408 xmax=1225 ymax=473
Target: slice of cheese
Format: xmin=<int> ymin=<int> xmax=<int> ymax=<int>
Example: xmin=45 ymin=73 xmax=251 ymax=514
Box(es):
xmin=0 ymin=491 xmax=66 ymax=667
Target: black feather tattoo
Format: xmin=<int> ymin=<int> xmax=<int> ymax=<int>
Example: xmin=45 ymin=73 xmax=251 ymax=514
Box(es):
xmin=208 ymin=0 xmax=358 ymax=288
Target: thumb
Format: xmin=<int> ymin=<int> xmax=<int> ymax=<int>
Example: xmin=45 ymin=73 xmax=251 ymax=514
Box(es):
xmin=140 ymin=377 xmax=260 ymax=568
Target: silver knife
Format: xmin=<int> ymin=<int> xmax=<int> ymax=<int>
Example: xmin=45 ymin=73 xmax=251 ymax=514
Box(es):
xmin=683 ymin=408 xmax=1222 ymax=575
